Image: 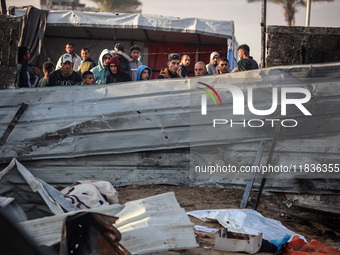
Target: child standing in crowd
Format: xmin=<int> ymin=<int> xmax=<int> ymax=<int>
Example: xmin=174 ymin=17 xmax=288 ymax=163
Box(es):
xmin=38 ymin=62 xmax=55 ymax=87
xmin=130 ymin=45 xmax=143 ymax=81
xmin=136 ymin=65 xmax=152 ymax=81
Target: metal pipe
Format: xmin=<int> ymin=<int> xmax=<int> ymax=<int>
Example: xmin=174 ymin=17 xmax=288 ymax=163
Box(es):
xmin=306 ymin=0 xmax=311 ymax=27
xmin=261 ymin=0 xmax=267 ymax=68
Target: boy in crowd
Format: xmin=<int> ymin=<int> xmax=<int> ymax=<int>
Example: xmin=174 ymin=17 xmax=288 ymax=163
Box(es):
xmin=81 ymin=71 xmax=95 ymax=85
xmin=38 ymin=62 xmax=55 ymax=87
xmin=136 ymin=65 xmax=152 ymax=81
xmin=130 ymin=45 xmax=143 ymax=81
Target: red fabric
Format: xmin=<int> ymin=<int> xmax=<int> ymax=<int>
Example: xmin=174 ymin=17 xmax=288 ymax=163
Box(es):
xmin=285 ymin=236 xmax=340 ymax=255
xmin=148 ymin=43 xmax=227 ymax=79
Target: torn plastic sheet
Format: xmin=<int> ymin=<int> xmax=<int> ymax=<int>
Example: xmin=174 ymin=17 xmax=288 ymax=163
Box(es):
xmin=187 ymin=209 xmax=306 ymax=242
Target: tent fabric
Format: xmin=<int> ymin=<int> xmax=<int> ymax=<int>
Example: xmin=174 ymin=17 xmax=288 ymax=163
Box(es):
xmin=18 ymin=6 xmax=49 ymax=66
xmin=13 ymin=8 xmax=238 ymax=68
xmin=45 ymin=11 xmax=234 ymax=39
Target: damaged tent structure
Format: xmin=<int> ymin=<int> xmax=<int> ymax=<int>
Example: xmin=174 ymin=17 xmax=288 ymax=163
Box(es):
xmin=13 ymin=6 xmax=238 ymax=79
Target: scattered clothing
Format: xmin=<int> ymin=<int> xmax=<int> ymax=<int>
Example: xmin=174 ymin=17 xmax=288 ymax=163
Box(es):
xmin=285 ymin=235 xmax=340 ymax=255
xmin=19 ymin=64 xmax=39 ymax=88
xmin=61 ymin=180 xmax=119 ymax=209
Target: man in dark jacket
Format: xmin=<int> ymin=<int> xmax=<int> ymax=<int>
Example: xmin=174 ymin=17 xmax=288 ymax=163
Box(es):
xmin=178 ymin=55 xmax=190 ymax=78
xmin=106 ymin=56 xmax=132 ymax=84
xmin=232 ymin=44 xmax=258 ymax=72
xmin=18 ymin=46 xmax=40 ymax=88
xmin=157 ymin=53 xmax=182 ymax=79
xmin=48 ymin=53 xmax=82 ymax=86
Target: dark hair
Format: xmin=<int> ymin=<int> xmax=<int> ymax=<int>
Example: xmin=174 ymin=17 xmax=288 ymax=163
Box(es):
xmin=238 ymin=44 xmax=250 ymax=53
xmin=81 ymin=48 xmax=90 ymax=52
xmin=43 ymin=62 xmax=55 ymax=73
xmin=114 ymin=43 xmax=124 ymax=52
xmin=18 ymin=46 xmax=29 ymax=63
xmin=217 ymin=57 xmax=229 ymax=65
xmin=130 ymin=45 xmax=141 ymax=52
xmin=181 ymin=55 xmax=190 ymax=61
xmin=82 ymin=71 xmax=93 ymax=79
xmin=238 ymin=58 xmax=252 ymax=71
xmin=66 ymin=42 xmax=74 ymax=47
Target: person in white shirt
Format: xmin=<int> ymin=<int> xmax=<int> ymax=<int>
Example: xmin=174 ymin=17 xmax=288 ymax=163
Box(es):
xmin=55 ymin=42 xmax=82 ymax=71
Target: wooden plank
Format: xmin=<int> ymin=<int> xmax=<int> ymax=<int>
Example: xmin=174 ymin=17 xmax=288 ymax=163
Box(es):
xmin=240 ymin=140 xmax=266 ymax=208
xmin=0 ymin=103 xmax=28 ymax=150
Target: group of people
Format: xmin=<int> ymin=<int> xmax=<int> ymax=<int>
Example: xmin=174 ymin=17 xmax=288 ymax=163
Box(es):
xmin=18 ymin=42 xmax=258 ymax=88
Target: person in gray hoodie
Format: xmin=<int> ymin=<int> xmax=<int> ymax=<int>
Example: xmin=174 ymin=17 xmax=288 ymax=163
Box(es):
xmin=206 ymin=52 xmax=220 ymax=75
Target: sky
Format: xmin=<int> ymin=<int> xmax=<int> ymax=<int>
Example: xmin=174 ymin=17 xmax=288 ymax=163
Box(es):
xmin=6 ymin=0 xmax=340 ymax=64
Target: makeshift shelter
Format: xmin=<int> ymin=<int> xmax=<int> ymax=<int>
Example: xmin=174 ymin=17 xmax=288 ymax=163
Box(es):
xmin=13 ymin=7 xmax=238 ymax=78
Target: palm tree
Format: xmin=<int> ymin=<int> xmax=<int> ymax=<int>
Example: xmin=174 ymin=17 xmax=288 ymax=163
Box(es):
xmin=91 ymin=0 xmax=142 ymax=13
xmin=248 ymin=0 xmax=333 ymax=26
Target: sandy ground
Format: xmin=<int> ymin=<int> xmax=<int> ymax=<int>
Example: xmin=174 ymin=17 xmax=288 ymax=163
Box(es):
xmin=116 ymin=185 xmax=340 ymax=255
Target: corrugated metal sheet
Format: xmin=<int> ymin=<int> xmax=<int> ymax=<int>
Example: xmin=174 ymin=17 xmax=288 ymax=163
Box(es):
xmin=1 ymin=63 xmax=340 ymax=193
xmin=19 ymin=192 xmax=198 ymax=254
xmin=0 ymin=78 xmax=191 ymax=161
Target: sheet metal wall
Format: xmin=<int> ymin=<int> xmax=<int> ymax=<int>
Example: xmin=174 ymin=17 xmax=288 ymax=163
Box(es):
xmin=1 ymin=63 xmax=340 ymax=193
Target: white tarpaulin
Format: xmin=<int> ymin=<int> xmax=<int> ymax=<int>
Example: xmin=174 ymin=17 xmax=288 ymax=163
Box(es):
xmin=46 ymin=11 xmax=234 ymax=39
xmin=187 ymin=209 xmax=306 ymax=242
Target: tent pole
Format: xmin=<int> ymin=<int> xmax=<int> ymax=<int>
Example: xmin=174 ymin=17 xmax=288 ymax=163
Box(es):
xmin=113 ymin=28 xmax=117 ymax=47
xmin=1 ymin=0 xmax=7 ymax=15
xmin=261 ymin=0 xmax=267 ymax=68
xmin=306 ymin=0 xmax=311 ymax=27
